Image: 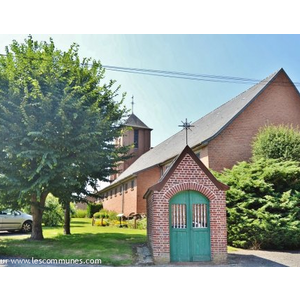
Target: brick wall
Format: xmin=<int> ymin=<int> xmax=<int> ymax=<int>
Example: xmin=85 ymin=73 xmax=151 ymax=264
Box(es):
xmin=102 ymin=179 xmax=138 ymax=216
xmin=199 ymin=145 xmax=209 ymax=168
xmin=147 ymin=153 xmax=227 ymax=264
xmin=208 ymin=71 xmax=300 ymax=171
xmin=102 ymin=167 xmax=161 ymax=216
xmin=137 ymin=166 xmax=161 ymax=214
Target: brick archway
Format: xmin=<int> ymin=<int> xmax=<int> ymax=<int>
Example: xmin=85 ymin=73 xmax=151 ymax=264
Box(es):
xmin=163 ymin=182 xmax=216 ymax=202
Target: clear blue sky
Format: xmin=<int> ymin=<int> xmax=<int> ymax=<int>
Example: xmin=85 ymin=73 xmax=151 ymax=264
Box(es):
xmin=1 ymin=34 xmax=300 ymax=146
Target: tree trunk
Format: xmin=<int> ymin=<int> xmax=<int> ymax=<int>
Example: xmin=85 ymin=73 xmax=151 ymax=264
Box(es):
xmin=64 ymin=201 xmax=71 ymax=235
xmin=30 ymin=192 xmax=48 ymax=240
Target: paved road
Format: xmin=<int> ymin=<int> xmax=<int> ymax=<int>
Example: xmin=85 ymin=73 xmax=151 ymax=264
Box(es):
xmin=227 ymin=248 xmax=300 ymax=267
xmin=135 ymin=243 xmax=300 ymax=267
xmin=166 ymin=249 xmax=300 ymax=267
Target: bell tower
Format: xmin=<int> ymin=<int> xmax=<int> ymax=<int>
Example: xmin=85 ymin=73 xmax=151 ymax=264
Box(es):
xmin=110 ymin=98 xmax=152 ymax=181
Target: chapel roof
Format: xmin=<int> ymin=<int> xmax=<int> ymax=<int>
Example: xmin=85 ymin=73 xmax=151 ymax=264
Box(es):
xmin=144 ymin=145 xmax=229 ymax=199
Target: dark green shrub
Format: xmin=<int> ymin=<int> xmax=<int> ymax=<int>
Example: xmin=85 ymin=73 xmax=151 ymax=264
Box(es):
xmin=86 ymin=202 xmax=103 ymax=218
xmin=215 ymin=159 xmax=300 ymax=250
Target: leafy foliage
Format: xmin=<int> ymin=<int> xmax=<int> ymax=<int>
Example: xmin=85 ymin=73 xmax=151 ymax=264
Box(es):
xmin=215 ymin=159 xmax=300 ymax=250
xmin=127 ymin=217 xmax=147 ymax=230
xmin=93 ymin=209 xmax=117 ymax=220
xmin=0 ymin=36 xmax=130 ymax=239
xmin=93 ymin=209 xmax=109 ymax=219
xmin=42 ymin=194 xmax=64 ymax=227
xmin=73 ymin=209 xmax=87 ymax=218
xmin=252 ymin=125 xmax=300 ymax=161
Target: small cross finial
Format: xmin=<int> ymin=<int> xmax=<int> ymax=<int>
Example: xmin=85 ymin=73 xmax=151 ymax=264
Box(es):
xmin=131 ymin=96 xmax=135 ymax=114
xmin=178 ymin=118 xmax=194 ymax=145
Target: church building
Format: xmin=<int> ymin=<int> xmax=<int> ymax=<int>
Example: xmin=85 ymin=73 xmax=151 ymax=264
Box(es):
xmin=98 ymin=68 xmax=300 ymax=216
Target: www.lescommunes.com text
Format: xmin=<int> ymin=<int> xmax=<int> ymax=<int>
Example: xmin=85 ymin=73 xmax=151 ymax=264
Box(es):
xmin=0 ymin=258 xmax=102 ymax=265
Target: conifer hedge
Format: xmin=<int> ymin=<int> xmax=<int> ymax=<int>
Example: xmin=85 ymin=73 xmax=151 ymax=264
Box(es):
xmin=215 ymin=159 xmax=300 ymax=250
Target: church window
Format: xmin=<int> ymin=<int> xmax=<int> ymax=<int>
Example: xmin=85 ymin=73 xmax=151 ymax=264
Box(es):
xmin=134 ymin=129 xmax=139 ymax=149
xmin=131 ymin=179 xmax=135 ymax=190
xmin=119 ymin=185 xmax=123 ymax=195
xmin=125 ymin=183 xmax=128 ymax=192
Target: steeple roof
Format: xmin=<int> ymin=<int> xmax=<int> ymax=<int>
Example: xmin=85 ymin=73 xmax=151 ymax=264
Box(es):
xmin=125 ymin=113 xmax=152 ymax=130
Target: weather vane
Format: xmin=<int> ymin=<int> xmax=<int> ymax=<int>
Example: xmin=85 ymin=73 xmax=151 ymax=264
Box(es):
xmin=178 ymin=118 xmax=194 ymax=145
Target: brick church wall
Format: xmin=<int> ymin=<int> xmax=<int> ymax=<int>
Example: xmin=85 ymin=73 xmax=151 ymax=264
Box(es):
xmin=102 ymin=179 xmax=137 ymax=216
xmin=208 ymin=71 xmax=300 ymax=171
xmin=137 ymin=167 xmax=161 ymax=214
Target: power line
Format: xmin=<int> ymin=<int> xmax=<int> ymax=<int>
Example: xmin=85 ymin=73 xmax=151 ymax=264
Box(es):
xmin=103 ymin=65 xmax=260 ymax=84
xmin=0 ymin=52 xmax=299 ymax=87
xmin=103 ymin=65 xmax=300 ymax=87
xmin=103 ymin=65 xmax=261 ymax=83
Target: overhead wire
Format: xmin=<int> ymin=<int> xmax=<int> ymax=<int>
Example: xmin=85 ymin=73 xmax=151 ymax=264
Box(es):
xmin=103 ymin=65 xmax=261 ymax=84
xmin=0 ymin=52 xmax=299 ymax=87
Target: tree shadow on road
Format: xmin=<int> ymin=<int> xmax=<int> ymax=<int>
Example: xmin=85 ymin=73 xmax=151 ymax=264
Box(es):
xmin=227 ymin=253 xmax=287 ymax=267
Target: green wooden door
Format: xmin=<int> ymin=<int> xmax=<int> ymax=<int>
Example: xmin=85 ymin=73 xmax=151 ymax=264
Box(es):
xmin=169 ymin=190 xmax=211 ymax=262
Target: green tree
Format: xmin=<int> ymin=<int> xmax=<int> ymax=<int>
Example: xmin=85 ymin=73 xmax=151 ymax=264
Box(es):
xmin=214 ymin=159 xmax=300 ymax=250
xmin=252 ymin=125 xmax=300 ymax=161
xmin=0 ymin=36 xmax=129 ymax=240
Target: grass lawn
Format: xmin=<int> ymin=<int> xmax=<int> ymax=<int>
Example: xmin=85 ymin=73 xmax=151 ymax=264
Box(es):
xmin=0 ymin=218 xmax=147 ymax=266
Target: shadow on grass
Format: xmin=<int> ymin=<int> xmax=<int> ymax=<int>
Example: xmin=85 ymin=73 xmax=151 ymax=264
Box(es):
xmin=0 ymin=231 xmax=30 ymax=237
xmin=70 ymin=220 xmax=91 ymax=226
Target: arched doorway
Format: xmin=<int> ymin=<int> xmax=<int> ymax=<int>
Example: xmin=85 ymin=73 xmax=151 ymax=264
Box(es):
xmin=169 ymin=190 xmax=211 ymax=262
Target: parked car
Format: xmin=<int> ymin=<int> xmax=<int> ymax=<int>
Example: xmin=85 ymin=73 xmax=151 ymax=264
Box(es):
xmin=0 ymin=209 xmax=33 ymax=233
